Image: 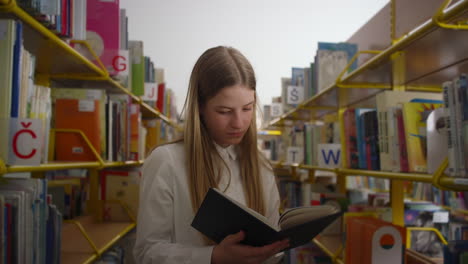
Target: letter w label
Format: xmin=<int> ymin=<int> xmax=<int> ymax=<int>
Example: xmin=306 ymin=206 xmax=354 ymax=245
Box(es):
xmin=318 ymin=144 xmax=341 ymax=168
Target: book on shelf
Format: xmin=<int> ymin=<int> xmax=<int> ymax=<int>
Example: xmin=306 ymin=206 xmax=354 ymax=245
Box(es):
xmin=129 ymin=40 xmax=145 ymax=96
xmin=402 ymin=101 xmax=443 ymax=173
xmin=345 ymin=216 xmax=406 ymax=264
xmin=191 ymin=188 xmax=341 ymax=249
xmin=54 ymin=98 xmax=102 ymax=161
xmin=100 ymin=169 xmax=141 ymax=222
xmin=375 ymin=90 xmax=442 ymax=172
xmin=0 ymin=19 xmax=16 ymax=163
xmin=86 ymin=0 xmax=120 ymax=74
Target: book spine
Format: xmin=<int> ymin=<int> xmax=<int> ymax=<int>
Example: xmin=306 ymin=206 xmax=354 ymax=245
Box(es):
xmin=453 ymin=77 xmax=466 ymax=177
xmin=460 ymin=74 xmax=468 ymax=176
xmin=396 ymin=108 xmax=409 ymax=172
xmin=443 ymin=81 xmax=457 ymax=176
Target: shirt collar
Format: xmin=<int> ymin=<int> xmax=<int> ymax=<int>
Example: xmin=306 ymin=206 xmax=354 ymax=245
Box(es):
xmin=214 ymin=142 xmax=238 ymax=161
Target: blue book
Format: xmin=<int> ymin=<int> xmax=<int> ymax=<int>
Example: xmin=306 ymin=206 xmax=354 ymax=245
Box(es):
xmin=355 ymin=108 xmax=374 ymax=169
xmin=11 ymin=20 xmax=22 ymax=118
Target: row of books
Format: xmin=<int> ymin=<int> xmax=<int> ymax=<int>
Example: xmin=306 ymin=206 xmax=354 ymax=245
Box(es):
xmin=1 ymin=85 xmax=176 ymax=166
xmin=7 ymin=0 xmax=177 ymax=113
xmin=263 ymin=42 xmax=358 ymax=122
xmin=18 ymin=0 xmax=86 ymax=39
xmin=0 ymin=177 xmax=61 ymax=264
xmin=0 ymin=16 xmax=178 ymax=164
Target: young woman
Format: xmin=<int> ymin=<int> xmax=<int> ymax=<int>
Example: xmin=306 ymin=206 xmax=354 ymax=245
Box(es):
xmin=134 ymin=46 xmax=288 ymax=264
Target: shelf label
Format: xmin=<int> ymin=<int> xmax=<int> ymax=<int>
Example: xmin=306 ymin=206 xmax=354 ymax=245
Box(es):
xmin=287 ymin=146 xmax=303 ymax=164
xmin=287 ymin=85 xmax=304 ymax=105
xmin=142 ymin=82 xmax=157 ymax=101
xmin=433 ymin=211 xmax=449 ymax=223
xmin=86 ymin=90 xmax=103 ymax=100
xmin=113 ymin=49 xmax=129 ymax=76
xmin=271 ymin=103 xmax=283 ymax=117
xmin=318 ymin=144 xmax=341 ymax=168
xmin=8 ymin=118 xmax=42 ymax=166
xmin=79 ymin=100 xmax=95 ymax=112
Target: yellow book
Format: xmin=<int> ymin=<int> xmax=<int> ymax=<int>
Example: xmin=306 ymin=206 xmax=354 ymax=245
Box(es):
xmin=402 ymin=102 xmax=443 ymax=173
xmin=143 ymin=119 xmax=161 ymax=155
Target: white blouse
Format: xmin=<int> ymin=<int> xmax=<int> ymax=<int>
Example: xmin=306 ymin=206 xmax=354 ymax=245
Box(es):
xmin=134 ymin=141 xmax=282 ymax=264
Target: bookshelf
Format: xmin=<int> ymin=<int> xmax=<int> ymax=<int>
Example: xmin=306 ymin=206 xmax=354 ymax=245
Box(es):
xmin=61 ymin=215 xmax=135 ymax=264
xmin=0 ymin=0 xmax=180 ymax=263
xmin=267 ymin=0 xmax=468 ymax=263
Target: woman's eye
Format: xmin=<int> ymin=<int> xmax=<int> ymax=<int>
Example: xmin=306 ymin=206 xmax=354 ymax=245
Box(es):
xmin=243 ymin=108 xmax=252 ymax=112
xmin=217 ymin=111 xmax=230 ymax=115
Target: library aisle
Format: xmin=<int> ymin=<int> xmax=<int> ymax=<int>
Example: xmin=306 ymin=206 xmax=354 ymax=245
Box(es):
xmin=2 ymin=0 xmax=468 ymax=263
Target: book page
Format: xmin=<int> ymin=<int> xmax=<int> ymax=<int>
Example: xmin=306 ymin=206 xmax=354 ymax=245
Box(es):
xmin=279 ymin=205 xmax=339 ymax=230
xmin=212 ymin=188 xmax=278 ymax=231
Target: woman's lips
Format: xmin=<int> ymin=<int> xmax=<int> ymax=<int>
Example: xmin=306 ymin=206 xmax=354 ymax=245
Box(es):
xmin=228 ymin=132 xmax=243 ymax=137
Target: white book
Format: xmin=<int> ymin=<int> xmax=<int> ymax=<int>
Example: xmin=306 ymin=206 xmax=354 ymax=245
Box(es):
xmin=443 ymin=81 xmax=458 ymax=176
xmin=453 ymin=77 xmax=466 ymax=177
xmin=316 ymin=49 xmax=348 ymax=93
xmin=72 ymin=0 xmax=87 ymax=40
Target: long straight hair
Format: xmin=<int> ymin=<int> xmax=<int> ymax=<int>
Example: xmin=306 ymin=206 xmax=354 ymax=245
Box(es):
xmin=181 ymin=46 xmax=266 ymax=217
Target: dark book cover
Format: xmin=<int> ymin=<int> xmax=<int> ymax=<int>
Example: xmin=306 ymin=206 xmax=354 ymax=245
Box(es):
xmin=191 ymin=188 xmax=341 ymax=250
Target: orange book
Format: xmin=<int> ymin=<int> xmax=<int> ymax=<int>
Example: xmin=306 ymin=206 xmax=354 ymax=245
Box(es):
xmin=345 ymin=216 xmax=406 ymax=264
xmin=55 ymin=99 xmax=101 ymax=161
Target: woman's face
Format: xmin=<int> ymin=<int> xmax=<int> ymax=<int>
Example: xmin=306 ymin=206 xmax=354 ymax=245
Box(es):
xmin=201 ymin=84 xmax=255 ymax=147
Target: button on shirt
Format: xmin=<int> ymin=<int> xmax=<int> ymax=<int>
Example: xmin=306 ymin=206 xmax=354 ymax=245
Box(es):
xmin=134 ymin=141 xmax=282 ymax=264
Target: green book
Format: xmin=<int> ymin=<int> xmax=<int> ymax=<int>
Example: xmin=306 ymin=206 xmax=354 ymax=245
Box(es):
xmin=129 ymin=41 xmax=144 ymax=96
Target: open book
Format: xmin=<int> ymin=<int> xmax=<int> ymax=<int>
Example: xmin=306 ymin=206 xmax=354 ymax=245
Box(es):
xmin=191 ymin=188 xmax=341 ymax=250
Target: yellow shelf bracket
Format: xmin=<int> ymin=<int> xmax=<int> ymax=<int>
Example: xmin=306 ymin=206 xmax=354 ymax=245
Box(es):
xmin=70 ymin=40 xmax=109 ymax=77
xmin=105 ymin=200 xmax=137 ymax=223
xmin=432 ymin=158 xmax=451 ymax=190
xmin=64 ymin=219 xmax=100 ymax=256
xmin=52 ymin=129 xmax=105 ymax=168
xmin=0 ymin=158 xmax=7 ymax=176
xmin=406 ymin=227 xmax=448 ymax=249
xmin=335 ymin=50 xmax=385 ymax=89
xmin=433 ymin=0 xmax=468 ymax=30
xmin=0 ymin=0 xmax=16 ymax=12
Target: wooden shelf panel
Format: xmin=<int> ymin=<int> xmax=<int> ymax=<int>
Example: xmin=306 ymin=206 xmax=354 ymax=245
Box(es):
xmin=62 ymin=215 xmax=135 ymax=264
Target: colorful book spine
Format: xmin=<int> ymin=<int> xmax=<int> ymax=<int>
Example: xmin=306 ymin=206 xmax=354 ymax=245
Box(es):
xmin=86 ymin=0 xmax=120 ymax=75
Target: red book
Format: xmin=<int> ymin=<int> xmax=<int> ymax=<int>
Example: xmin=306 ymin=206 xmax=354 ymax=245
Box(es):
xmin=156 ymin=82 xmax=165 ymax=112
xmin=396 ymin=108 xmax=409 ymax=172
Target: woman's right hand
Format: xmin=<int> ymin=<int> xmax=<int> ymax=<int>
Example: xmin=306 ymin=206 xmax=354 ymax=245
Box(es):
xmin=211 ymin=231 xmax=289 ymax=264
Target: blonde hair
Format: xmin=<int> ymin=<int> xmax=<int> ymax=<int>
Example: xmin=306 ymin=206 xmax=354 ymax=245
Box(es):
xmin=181 ymin=46 xmax=267 ymax=217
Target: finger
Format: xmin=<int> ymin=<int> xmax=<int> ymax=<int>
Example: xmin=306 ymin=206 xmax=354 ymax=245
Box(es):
xmin=248 ymin=240 xmax=283 ymax=258
xmin=224 ymin=230 xmax=245 ymax=244
xmin=261 ymin=239 xmax=290 ymax=257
